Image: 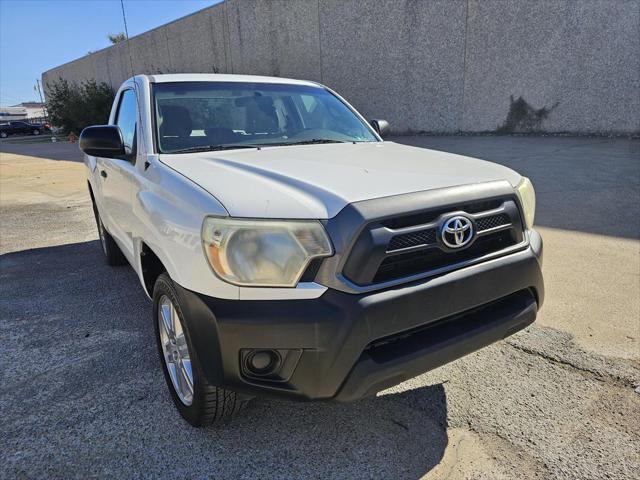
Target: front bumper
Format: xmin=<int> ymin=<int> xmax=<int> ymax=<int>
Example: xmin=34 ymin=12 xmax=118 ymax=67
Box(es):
xmin=174 ymin=231 xmax=544 ymax=401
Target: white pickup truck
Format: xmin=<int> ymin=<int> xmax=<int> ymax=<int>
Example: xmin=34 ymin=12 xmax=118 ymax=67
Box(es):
xmin=80 ymin=74 xmax=543 ymax=427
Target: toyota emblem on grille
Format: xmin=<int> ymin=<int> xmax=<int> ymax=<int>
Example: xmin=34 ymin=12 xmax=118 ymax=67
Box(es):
xmin=441 ymin=215 xmax=474 ymax=248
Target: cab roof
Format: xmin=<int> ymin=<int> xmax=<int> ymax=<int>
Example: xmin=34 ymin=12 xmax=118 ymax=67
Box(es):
xmin=142 ymin=73 xmax=321 ymax=87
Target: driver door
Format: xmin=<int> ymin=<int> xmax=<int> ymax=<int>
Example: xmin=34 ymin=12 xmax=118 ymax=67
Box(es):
xmin=96 ymin=88 xmax=138 ymax=263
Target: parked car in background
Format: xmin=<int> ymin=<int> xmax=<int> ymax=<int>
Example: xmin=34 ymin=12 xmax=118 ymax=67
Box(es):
xmin=0 ymin=120 xmax=49 ymax=138
xmin=80 ymin=73 xmax=543 ymax=428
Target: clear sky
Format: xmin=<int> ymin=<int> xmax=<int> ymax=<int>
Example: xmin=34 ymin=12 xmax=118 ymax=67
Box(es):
xmin=0 ymin=0 xmax=220 ymax=106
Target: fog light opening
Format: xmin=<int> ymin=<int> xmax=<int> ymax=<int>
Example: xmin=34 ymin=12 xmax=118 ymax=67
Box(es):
xmin=246 ymin=349 xmax=280 ymax=376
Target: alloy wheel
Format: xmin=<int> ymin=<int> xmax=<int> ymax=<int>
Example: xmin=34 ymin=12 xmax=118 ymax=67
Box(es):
xmin=158 ymin=295 xmax=194 ymax=406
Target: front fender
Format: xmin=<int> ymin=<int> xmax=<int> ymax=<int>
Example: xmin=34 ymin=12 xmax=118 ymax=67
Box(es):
xmin=131 ymin=157 xmax=240 ymax=300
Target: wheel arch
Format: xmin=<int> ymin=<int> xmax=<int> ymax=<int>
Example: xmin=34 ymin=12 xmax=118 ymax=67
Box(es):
xmin=139 ymin=241 xmax=168 ymax=297
xmin=87 ymin=180 xmax=96 ymax=203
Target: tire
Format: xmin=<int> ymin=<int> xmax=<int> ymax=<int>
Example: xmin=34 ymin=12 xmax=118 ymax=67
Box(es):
xmin=32 ymin=129 xmax=40 ymax=135
xmin=153 ymin=273 xmax=250 ymax=427
xmin=92 ymin=203 xmax=127 ymax=266
xmin=0 ymin=132 xmax=7 ymax=138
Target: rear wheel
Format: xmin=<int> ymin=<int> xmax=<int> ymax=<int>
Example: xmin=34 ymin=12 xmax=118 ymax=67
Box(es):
xmin=153 ymin=273 xmax=250 ymax=427
xmin=0 ymin=131 xmax=7 ymax=138
xmin=32 ymin=128 xmax=40 ymax=135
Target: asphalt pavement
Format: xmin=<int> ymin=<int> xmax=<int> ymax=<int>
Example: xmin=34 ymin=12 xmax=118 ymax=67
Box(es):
xmin=0 ymin=140 xmax=83 ymax=161
xmin=1 ymin=136 xmax=638 ymax=479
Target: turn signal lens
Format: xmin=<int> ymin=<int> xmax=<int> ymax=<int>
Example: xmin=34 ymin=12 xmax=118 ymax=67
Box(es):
xmin=516 ymin=177 xmax=536 ymax=230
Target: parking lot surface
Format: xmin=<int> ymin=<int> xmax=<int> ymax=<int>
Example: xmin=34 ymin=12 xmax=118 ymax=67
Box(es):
xmin=1 ymin=137 xmax=639 ymax=479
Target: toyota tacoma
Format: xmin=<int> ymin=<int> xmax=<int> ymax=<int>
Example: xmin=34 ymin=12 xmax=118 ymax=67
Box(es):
xmin=79 ymin=74 xmax=543 ymax=427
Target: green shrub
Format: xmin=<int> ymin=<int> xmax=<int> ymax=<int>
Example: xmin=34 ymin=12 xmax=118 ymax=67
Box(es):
xmin=45 ymin=79 xmax=115 ymax=134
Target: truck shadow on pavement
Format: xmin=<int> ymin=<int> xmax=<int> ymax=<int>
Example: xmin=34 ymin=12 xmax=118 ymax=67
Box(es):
xmin=1 ymin=240 xmax=448 ymax=478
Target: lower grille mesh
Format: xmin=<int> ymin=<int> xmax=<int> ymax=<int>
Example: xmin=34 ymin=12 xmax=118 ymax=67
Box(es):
xmin=387 ymin=229 xmax=437 ymax=251
xmin=476 ymin=213 xmax=510 ymax=231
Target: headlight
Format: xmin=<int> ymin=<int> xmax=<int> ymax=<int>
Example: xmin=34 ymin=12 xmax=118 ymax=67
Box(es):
xmin=202 ymin=217 xmax=333 ymax=287
xmin=516 ymin=177 xmax=536 ymax=230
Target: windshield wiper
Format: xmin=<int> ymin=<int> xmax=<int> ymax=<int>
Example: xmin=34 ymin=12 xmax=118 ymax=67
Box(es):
xmin=168 ymin=144 xmax=261 ymax=154
xmin=168 ymin=139 xmax=348 ymax=153
xmin=272 ymin=139 xmax=348 ymax=146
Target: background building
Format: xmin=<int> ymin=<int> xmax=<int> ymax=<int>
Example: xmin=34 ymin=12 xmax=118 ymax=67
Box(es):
xmin=42 ymin=0 xmax=640 ymax=135
xmin=0 ymin=102 xmax=47 ymax=121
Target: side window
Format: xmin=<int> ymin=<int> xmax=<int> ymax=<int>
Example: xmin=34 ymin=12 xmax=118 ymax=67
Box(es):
xmin=115 ymin=89 xmax=138 ymax=156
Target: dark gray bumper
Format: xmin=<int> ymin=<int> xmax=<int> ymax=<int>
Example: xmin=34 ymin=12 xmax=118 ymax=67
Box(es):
xmin=175 ymin=231 xmax=543 ymax=401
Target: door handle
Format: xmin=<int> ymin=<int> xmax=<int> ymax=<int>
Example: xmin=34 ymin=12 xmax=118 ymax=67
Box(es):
xmin=100 ymin=170 xmax=108 ymax=178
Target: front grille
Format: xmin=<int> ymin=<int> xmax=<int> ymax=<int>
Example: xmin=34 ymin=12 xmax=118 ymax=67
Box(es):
xmin=375 ymin=230 xmax=514 ymax=283
xmin=381 ymin=198 xmax=504 ymax=229
xmin=387 ymin=212 xmax=511 ymax=253
xmin=341 ymin=196 xmax=525 ymax=286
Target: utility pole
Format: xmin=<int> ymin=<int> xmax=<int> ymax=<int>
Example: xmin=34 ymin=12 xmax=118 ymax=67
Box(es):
xmin=34 ymin=79 xmax=47 ymax=121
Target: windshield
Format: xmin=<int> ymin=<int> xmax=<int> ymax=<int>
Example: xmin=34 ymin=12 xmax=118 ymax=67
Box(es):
xmin=152 ymin=82 xmax=378 ymax=153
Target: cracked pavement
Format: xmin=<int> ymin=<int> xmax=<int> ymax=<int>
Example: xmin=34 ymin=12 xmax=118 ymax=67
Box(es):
xmin=1 ymin=137 xmax=639 ymax=479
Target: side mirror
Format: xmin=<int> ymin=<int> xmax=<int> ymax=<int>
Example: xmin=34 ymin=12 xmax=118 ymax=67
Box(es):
xmin=370 ymin=119 xmax=390 ymax=137
xmin=79 ymin=125 xmax=125 ymax=158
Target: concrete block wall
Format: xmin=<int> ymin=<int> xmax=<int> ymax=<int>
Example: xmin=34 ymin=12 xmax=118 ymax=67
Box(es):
xmin=462 ymin=0 xmax=640 ymax=134
xmin=319 ymin=0 xmax=467 ymax=133
xmin=42 ymin=0 xmax=640 ymax=135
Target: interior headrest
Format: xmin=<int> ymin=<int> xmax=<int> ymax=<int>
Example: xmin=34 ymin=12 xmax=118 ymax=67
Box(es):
xmin=159 ymin=105 xmax=192 ymax=137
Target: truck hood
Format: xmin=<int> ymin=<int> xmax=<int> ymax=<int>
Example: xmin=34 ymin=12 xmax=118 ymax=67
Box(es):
xmin=159 ymin=141 xmax=521 ymax=219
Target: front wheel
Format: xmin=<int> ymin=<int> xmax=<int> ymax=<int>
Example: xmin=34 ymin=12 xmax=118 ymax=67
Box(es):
xmin=153 ymin=273 xmax=250 ymax=427
xmin=0 ymin=131 xmax=7 ymax=138
xmin=32 ymin=129 xmax=40 ymax=135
